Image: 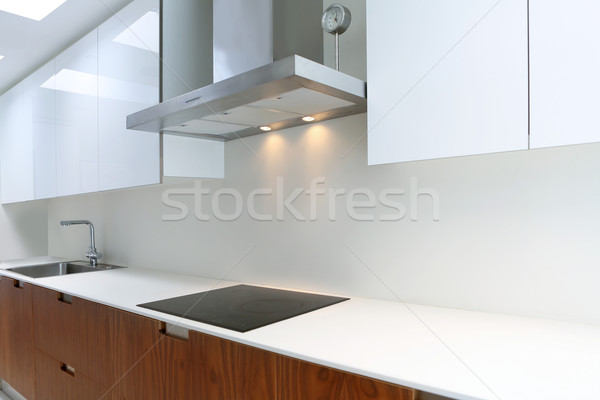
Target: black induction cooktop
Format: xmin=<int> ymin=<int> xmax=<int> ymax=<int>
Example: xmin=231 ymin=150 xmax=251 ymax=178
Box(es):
xmin=137 ymin=284 xmax=349 ymax=333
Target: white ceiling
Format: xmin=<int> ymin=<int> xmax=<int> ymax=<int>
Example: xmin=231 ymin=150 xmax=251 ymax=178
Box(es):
xmin=0 ymin=0 xmax=133 ymax=95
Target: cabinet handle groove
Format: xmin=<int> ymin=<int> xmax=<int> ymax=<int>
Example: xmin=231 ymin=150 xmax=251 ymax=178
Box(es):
xmin=60 ymin=362 xmax=75 ymax=377
xmin=57 ymin=292 xmax=72 ymax=304
xmin=159 ymin=322 xmax=189 ymax=341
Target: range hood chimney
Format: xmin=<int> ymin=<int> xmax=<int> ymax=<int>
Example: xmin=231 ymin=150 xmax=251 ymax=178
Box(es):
xmin=127 ymin=0 xmax=366 ymax=141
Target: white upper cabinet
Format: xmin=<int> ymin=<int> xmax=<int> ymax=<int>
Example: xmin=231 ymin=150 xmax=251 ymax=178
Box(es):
xmin=529 ymin=0 xmax=600 ymax=148
xmin=0 ymin=61 xmax=55 ymax=203
xmin=367 ymin=0 xmax=529 ymax=165
xmin=0 ymin=0 xmax=160 ymax=203
xmin=98 ymin=0 xmax=160 ymax=191
xmin=54 ymin=30 xmax=99 ymax=196
xmin=0 ymin=76 xmax=35 ymax=203
xmin=32 ymin=61 xmax=57 ymax=200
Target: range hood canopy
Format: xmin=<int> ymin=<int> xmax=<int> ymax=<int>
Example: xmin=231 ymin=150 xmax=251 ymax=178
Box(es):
xmin=126 ymin=55 xmax=366 ymax=141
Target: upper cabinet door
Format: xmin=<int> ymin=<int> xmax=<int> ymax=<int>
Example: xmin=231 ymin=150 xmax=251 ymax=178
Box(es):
xmin=98 ymin=0 xmax=160 ymax=191
xmin=0 ymin=76 xmax=35 ymax=203
xmin=367 ymin=0 xmax=529 ymax=165
xmin=529 ymin=0 xmax=600 ymax=148
xmin=33 ymin=61 xmax=58 ymax=200
xmin=54 ymin=30 xmax=99 ymax=196
xmin=0 ymin=0 xmax=162 ymax=204
xmin=0 ymin=60 xmax=55 ymax=203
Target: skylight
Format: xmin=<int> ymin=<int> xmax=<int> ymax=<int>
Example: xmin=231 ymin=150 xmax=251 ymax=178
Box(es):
xmin=41 ymin=69 xmax=156 ymax=104
xmin=113 ymin=10 xmax=159 ymax=53
xmin=0 ymin=0 xmax=68 ymax=21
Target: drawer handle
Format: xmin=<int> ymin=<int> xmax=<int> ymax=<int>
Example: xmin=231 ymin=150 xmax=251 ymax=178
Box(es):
xmin=159 ymin=322 xmax=189 ymax=341
xmin=13 ymin=280 xmax=24 ymax=289
xmin=60 ymin=363 xmax=75 ymax=377
xmin=58 ymin=292 xmax=72 ymax=304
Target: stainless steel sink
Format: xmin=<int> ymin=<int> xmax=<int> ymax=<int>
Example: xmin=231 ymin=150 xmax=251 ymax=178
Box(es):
xmin=6 ymin=261 xmax=123 ymax=279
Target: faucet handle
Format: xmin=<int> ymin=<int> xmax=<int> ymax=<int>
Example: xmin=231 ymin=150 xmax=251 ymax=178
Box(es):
xmin=85 ymin=249 xmax=102 ymax=267
xmin=86 ymin=250 xmax=102 ymax=259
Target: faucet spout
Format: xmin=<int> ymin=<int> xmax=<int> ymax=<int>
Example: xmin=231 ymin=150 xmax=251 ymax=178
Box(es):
xmin=60 ymin=220 xmax=102 ymax=267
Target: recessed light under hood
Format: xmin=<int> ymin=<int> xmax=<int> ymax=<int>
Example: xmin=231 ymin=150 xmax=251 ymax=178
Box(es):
xmin=126 ymin=55 xmax=366 ymax=141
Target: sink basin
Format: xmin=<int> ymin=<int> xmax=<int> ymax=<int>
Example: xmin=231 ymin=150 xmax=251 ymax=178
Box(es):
xmin=6 ymin=261 xmax=123 ymax=279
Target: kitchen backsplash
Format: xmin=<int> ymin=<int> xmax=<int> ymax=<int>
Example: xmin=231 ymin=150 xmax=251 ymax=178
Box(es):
xmin=46 ymin=113 xmax=600 ymax=326
xmin=0 ymin=200 xmax=47 ymax=260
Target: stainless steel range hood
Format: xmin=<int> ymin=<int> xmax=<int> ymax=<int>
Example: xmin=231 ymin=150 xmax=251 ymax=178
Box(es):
xmin=126 ymin=54 xmax=366 ymax=141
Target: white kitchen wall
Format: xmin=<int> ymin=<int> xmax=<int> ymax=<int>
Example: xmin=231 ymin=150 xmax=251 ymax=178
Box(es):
xmin=0 ymin=199 xmax=47 ymax=260
xmin=47 ymin=116 xmax=600 ymax=325
xmin=46 ymin=0 xmax=600 ymax=326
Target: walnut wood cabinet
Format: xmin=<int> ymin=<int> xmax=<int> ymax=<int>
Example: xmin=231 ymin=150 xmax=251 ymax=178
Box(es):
xmin=191 ymin=331 xmax=279 ymax=399
xmin=104 ymin=309 xmax=164 ymax=399
xmin=30 ymin=285 xmax=192 ymax=400
xmin=105 ymin=312 xmax=192 ymax=400
xmin=3 ymin=281 xmax=416 ymax=400
xmin=0 ymin=277 xmax=36 ymax=400
xmin=280 ymin=358 xmax=416 ymax=400
xmin=34 ymin=349 xmax=104 ymax=400
xmin=32 ymin=285 xmax=112 ymax=399
xmin=190 ymin=331 xmax=416 ymax=400
xmin=32 ymin=285 xmax=112 ymax=386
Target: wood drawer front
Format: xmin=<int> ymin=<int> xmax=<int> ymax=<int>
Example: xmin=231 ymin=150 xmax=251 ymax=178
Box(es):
xmin=189 ymin=331 xmax=413 ymax=400
xmin=105 ymin=324 xmax=192 ymax=400
xmin=31 ymin=285 xmax=112 ymax=387
xmin=105 ymin=308 xmax=164 ymax=399
xmin=109 ymin=308 xmax=162 ymax=386
xmin=0 ymin=278 xmax=33 ymax=341
xmin=104 ymin=311 xmax=194 ymax=400
xmin=344 ymin=373 xmax=416 ymax=400
xmin=190 ymin=331 xmax=278 ymax=400
xmin=3 ymin=330 xmax=36 ymax=400
xmin=279 ymin=357 xmax=345 ymax=399
xmin=35 ymin=349 xmax=104 ymax=400
xmin=279 ymin=356 xmax=416 ymax=400
xmin=161 ymin=330 xmax=193 ymax=400
xmin=73 ymin=295 xmax=112 ymax=387
xmin=0 ymin=278 xmax=36 ymax=400
xmin=31 ymin=285 xmax=77 ymax=363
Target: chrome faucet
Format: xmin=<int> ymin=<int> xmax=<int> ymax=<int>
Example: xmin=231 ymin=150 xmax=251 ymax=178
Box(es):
xmin=60 ymin=220 xmax=102 ymax=267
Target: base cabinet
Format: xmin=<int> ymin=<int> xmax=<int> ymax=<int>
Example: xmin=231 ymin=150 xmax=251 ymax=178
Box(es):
xmin=0 ymin=278 xmax=36 ymax=400
xmin=190 ymin=332 xmax=416 ymax=400
xmin=279 ymin=356 xmax=345 ymax=399
xmin=3 ymin=281 xmax=415 ymax=400
xmin=158 ymin=330 xmax=193 ymax=400
xmin=34 ymin=349 xmax=104 ymax=400
xmin=105 ymin=312 xmax=192 ymax=400
xmin=32 ymin=286 xmax=112 ymax=399
xmin=191 ymin=332 xmax=278 ymax=400
xmin=31 ymin=285 xmax=192 ymax=400
xmin=344 ymin=373 xmax=416 ymax=400
xmin=279 ymin=354 xmax=416 ymax=400
xmin=105 ymin=308 xmax=162 ymax=399
xmin=32 ymin=285 xmax=112 ymax=388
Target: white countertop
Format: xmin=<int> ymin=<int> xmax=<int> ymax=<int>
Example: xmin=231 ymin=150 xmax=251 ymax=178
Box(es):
xmin=2 ymin=257 xmax=600 ymax=400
